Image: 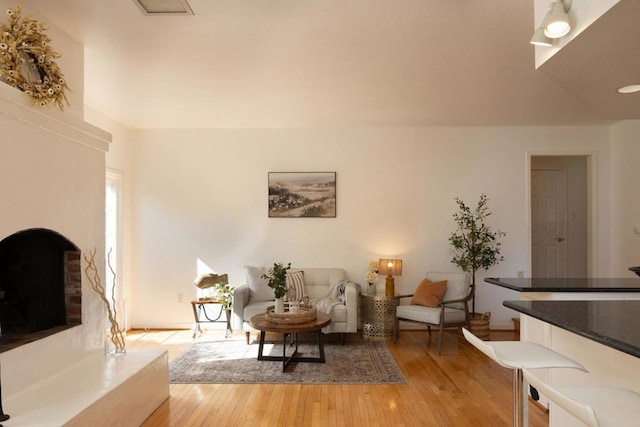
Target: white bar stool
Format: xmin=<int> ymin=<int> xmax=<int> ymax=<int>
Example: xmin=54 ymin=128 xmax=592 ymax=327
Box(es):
xmin=523 ymin=367 xmax=640 ymax=427
xmin=462 ymin=328 xmax=587 ymax=427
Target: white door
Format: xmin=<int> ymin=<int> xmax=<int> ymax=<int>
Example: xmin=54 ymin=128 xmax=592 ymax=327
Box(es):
xmin=531 ymin=169 xmax=568 ymax=278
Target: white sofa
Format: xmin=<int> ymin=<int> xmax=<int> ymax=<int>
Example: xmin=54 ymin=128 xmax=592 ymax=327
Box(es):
xmin=232 ymin=267 xmax=359 ymax=343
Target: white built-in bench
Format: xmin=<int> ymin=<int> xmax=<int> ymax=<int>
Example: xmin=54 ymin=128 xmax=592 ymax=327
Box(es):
xmin=4 ymin=349 xmax=168 ymax=426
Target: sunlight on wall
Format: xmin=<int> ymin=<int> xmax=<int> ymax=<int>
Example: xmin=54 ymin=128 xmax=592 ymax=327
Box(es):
xmin=196 ymin=257 xmax=216 ymax=276
xmin=195 ymin=257 xmax=234 ymax=304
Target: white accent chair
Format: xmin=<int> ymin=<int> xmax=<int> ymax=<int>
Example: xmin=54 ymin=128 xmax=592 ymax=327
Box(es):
xmin=463 ymin=328 xmax=587 ymax=427
xmin=232 ymin=268 xmax=359 ymax=344
xmin=523 ymin=367 xmax=640 ymax=427
xmin=394 ymin=271 xmax=473 ymax=354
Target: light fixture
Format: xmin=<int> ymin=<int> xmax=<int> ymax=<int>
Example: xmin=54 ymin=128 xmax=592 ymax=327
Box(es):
xmin=543 ymin=0 xmax=572 ymax=39
xmin=194 ymin=273 xmax=228 ymax=300
xmin=530 ymin=26 xmax=553 ymax=46
xmin=617 ymin=84 xmax=640 ymax=94
xmin=531 ymin=0 xmax=572 ymax=45
xmin=378 ymin=258 xmax=402 ymax=297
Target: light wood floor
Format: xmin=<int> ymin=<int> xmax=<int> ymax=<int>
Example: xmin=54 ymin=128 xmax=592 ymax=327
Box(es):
xmin=130 ymin=328 xmax=549 ymax=426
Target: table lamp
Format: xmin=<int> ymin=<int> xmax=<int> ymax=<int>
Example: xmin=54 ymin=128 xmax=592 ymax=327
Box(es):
xmin=194 ymin=273 xmax=229 ymax=300
xmin=378 ymin=259 xmax=402 ymax=296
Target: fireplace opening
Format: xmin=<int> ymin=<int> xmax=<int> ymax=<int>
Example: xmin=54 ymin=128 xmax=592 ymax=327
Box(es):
xmin=0 ymin=228 xmax=82 ymax=353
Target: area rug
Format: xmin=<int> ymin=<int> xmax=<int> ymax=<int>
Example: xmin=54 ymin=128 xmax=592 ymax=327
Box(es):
xmin=170 ymin=336 xmax=406 ymax=384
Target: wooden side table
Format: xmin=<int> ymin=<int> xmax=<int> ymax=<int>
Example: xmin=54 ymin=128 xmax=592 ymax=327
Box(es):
xmin=361 ymin=293 xmax=399 ymax=339
xmin=190 ymin=300 xmax=232 ymax=338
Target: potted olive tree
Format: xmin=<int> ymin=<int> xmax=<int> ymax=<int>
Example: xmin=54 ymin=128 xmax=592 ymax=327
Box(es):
xmin=449 ymin=194 xmax=505 ymax=337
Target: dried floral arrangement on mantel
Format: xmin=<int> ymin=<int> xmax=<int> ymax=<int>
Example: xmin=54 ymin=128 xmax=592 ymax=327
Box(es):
xmin=0 ymin=5 xmax=70 ymax=109
xmin=84 ymin=248 xmax=126 ymax=354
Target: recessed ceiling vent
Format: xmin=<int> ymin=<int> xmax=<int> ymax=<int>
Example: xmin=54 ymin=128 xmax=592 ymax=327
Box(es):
xmin=134 ymin=0 xmax=194 ymax=15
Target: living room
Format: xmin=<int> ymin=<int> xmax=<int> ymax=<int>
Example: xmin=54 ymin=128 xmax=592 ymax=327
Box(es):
xmin=1 ymin=0 xmax=639 ymax=425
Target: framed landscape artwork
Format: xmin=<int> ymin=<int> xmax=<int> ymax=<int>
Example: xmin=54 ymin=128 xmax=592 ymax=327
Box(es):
xmin=268 ymin=172 xmax=337 ymax=218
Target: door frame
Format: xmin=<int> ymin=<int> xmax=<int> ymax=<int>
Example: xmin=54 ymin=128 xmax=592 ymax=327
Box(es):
xmin=525 ymin=151 xmax=598 ymax=277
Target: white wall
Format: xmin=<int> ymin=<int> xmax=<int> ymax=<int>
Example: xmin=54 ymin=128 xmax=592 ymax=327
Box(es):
xmin=128 ymin=126 xmax=611 ymax=330
xmin=610 ymin=120 xmax=640 ymax=276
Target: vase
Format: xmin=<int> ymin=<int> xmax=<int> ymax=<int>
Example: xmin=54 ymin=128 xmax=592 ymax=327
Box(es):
xmin=275 ymin=297 xmax=285 ymax=314
xmin=104 ymin=299 xmax=127 ymax=356
xmin=368 ymin=283 xmax=376 ymax=294
xmin=105 ymin=328 xmax=127 ymax=356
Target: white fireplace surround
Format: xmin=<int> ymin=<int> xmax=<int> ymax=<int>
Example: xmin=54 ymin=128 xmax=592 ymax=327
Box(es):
xmin=0 ymin=79 xmax=110 ymax=393
xmin=0 ymin=84 xmax=169 ymax=425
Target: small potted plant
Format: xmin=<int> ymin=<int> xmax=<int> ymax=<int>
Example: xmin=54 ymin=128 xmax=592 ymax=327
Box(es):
xmin=449 ymin=194 xmax=505 ymax=338
xmin=213 ymin=282 xmax=235 ymax=337
xmin=262 ymin=262 xmax=291 ymax=313
xmin=213 ymin=282 xmax=235 ymax=310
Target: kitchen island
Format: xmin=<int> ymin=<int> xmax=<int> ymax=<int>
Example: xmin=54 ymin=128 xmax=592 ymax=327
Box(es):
xmin=485 ymin=277 xmax=640 ymax=294
xmin=485 ymin=277 xmax=640 ymax=425
xmin=502 ymin=299 xmax=640 ymax=426
xmin=504 ymin=299 xmax=640 ymax=358
xmin=485 ymin=277 xmax=640 ymax=342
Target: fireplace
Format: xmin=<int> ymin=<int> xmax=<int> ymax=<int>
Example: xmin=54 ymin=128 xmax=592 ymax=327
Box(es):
xmin=0 ymin=228 xmax=82 ymax=353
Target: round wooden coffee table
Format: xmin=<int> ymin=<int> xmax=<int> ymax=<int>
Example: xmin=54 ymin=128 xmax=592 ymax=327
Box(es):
xmin=250 ymin=312 xmax=331 ymax=372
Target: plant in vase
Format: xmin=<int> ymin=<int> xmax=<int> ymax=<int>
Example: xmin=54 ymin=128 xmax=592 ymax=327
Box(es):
xmin=364 ymin=260 xmax=379 ymax=294
xmin=213 ymin=282 xmax=235 ymax=310
xmin=262 ymin=262 xmax=291 ymax=313
xmin=83 ymin=248 xmax=126 ymax=355
xmin=449 ymin=194 xmax=505 ymax=317
xmin=213 ymin=282 xmax=235 ymax=337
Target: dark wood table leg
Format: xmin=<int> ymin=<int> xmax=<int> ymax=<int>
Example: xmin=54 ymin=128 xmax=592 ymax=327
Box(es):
xmin=317 ymin=330 xmax=326 ymax=363
xmin=254 ymin=328 xmax=326 ymax=371
xmin=282 ymin=333 xmax=287 ymax=371
xmin=257 ymin=330 xmax=267 ymax=360
xmin=281 ymin=333 xmax=301 ymax=371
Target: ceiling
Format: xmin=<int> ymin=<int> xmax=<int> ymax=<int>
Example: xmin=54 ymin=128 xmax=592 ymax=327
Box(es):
xmin=20 ymin=0 xmax=640 ymax=129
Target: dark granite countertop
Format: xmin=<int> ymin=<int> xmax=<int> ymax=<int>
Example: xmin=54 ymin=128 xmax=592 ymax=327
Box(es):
xmin=504 ymin=300 xmax=640 ymax=358
xmin=486 ymin=277 xmax=640 ymax=292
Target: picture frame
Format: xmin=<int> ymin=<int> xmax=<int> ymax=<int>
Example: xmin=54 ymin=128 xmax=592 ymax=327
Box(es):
xmin=268 ymin=172 xmax=337 ymax=218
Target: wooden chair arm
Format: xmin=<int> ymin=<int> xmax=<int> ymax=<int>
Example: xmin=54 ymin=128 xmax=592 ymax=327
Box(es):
xmin=439 ymin=285 xmax=475 ymax=306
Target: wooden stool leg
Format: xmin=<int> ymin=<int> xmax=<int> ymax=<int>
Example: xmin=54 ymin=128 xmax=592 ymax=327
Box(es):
xmin=246 ymin=331 xmax=250 ymax=345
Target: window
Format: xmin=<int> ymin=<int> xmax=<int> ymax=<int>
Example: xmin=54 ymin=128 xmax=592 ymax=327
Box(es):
xmin=105 ymin=169 xmax=123 ymax=303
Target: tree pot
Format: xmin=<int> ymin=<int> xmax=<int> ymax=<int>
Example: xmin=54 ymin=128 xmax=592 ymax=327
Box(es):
xmin=469 ymin=312 xmax=491 ymax=341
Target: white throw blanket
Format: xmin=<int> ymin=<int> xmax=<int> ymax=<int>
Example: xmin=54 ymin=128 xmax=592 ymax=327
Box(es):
xmin=311 ymin=280 xmax=361 ymax=333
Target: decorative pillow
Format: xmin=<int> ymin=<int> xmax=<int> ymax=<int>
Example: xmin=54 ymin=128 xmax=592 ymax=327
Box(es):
xmin=244 ymin=265 xmax=273 ymax=302
xmin=411 ymin=278 xmax=448 ymax=308
xmin=286 ymin=271 xmax=306 ymax=302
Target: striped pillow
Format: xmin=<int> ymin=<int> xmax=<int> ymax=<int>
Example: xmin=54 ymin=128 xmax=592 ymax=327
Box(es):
xmin=285 ymin=271 xmax=306 ymax=302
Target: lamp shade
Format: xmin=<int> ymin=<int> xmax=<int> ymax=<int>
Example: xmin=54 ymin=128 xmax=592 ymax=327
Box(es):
xmin=379 ymin=259 xmax=403 ymax=276
xmin=194 ymin=273 xmax=228 ymax=289
xmin=544 ymin=1 xmax=571 ymax=39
